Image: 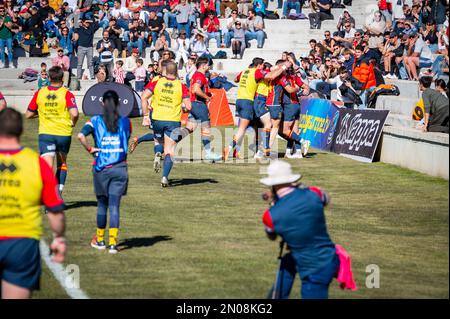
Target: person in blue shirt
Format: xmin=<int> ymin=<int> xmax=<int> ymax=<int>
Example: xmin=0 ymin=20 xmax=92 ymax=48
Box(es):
xmin=253 ymin=0 xmax=266 ymax=17
xmin=78 ymin=90 xmax=132 ymax=254
xmin=260 ymin=160 xmax=339 ymax=299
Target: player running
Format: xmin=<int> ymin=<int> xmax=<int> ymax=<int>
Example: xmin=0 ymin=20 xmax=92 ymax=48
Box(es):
xmin=144 ymin=61 xmax=192 ymax=187
xmin=223 ymin=58 xmax=290 ymax=161
xmin=128 ymin=60 xmax=169 ymax=174
xmin=77 ymin=91 xmax=132 ymax=254
xmin=178 ymin=57 xmax=222 ymax=161
xmin=0 ymin=108 xmax=66 ymax=299
xmin=25 ymin=66 xmax=79 ymax=195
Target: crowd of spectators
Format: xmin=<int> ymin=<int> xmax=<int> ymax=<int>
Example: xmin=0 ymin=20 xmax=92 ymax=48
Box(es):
xmin=0 ymin=0 xmax=448 ymax=115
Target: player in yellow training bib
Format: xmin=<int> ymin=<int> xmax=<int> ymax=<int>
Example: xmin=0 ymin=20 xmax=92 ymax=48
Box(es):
xmin=25 ymin=66 xmax=79 ymax=195
xmin=0 ymin=108 xmax=66 ymax=299
xmin=142 ymin=61 xmax=191 ymax=187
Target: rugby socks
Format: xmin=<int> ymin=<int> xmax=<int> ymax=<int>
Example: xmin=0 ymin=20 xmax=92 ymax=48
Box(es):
xmin=56 ymin=163 xmax=68 ymax=193
xmin=294 ymin=140 xmax=302 ymax=153
xmin=286 ymin=139 xmax=294 ymax=153
xmin=202 ymin=135 xmax=211 ymax=154
xmin=96 ymin=195 xmax=108 ymax=242
xmin=263 ymin=128 xmax=271 ymax=156
xmin=163 ymin=153 xmax=174 ymax=178
xmin=96 ymin=228 xmax=105 ymax=243
xmin=154 ymin=143 xmax=164 ymax=155
xmin=108 ymin=195 xmax=121 ymax=247
xmin=137 ymin=133 xmax=154 ymax=144
xmin=289 ymin=131 xmax=302 ymax=143
xmin=109 ymin=228 xmax=119 ymax=246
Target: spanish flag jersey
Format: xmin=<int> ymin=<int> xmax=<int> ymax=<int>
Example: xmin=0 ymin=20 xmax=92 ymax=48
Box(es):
xmin=28 ymin=86 xmax=77 ymax=136
xmin=145 ymin=76 xmax=189 ymax=122
xmin=0 ymin=148 xmax=64 ymax=241
xmin=236 ymin=67 xmax=267 ymax=101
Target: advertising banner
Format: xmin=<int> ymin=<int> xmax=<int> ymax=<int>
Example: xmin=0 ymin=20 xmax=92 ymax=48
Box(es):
xmin=331 ymin=109 xmax=390 ymax=162
xmin=299 ymin=98 xmax=340 ymax=151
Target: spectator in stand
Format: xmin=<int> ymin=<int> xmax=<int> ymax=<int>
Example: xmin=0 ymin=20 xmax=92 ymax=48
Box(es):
xmin=200 ymin=0 xmax=216 ymax=21
xmin=148 ymin=9 xmax=170 ymax=47
xmin=352 ymin=45 xmax=376 ymax=107
xmin=113 ymin=60 xmax=125 ymax=83
xmin=105 ymin=17 xmax=124 ymax=58
xmin=322 ymin=30 xmax=335 ymax=56
xmin=134 ymin=58 xmax=146 ymax=92
xmin=74 ymin=17 xmax=99 ymax=80
xmin=38 ymin=0 xmax=56 ymax=21
xmin=334 ymin=22 xmax=356 ymax=49
xmin=419 ymin=76 xmax=449 ymax=133
xmin=423 ymin=20 xmax=439 ymax=53
xmin=56 ymin=23 xmax=74 ymax=58
xmin=404 ymin=32 xmax=433 ymax=81
xmin=96 ymin=30 xmax=115 ymax=81
xmin=223 ymin=9 xmax=242 ymax=48
xmin=282 ymin=0 xmax=302 ymax=19
xmin=124 ymin=47 xmax=139 ymax=83
xmin=52 ymin=47 xmax=71 ymax=86
xmin=153 ymin=33 xmax=170 ymax=61
xmin=111 ymin=0 xmax=130 ymax=30
xmin=163 ymin=0 xmax=179 ymax=29
xmin=203 ymin=10 xmax=221 ymax=48
xmin=0 ymin=5 xmax=15 ymax=68
xmin=382 ymin=31 xmax=401 ymax=79
xmin=231 ymin=20 xmax=245 ymax=59
xmin=38 ymin=69 xmax=50 ymax=88
xmin=98 ymin=2 xmax=112 ymax=29
xmin=336 ymin=9 xmax=355 ymax=32
xmin=173 ymin=0 xmax=192 ymax=37
xmin=245 ymin=9 xmax=265 ymax=48
xmin=252 ymin=0 xmax=266 ymax=17
xmin=125 ymin=18 xmax=145 ymax=55
xmin=237 ymin=0 xmax=252 ymax=18
xmin=220 ymin=0 xmax=238 ymax=18
xmin=77 ymin=0 xmax=94 ymax=21
xmin=308 ymin=0 xmax=333 ymax=30
xmin=378 ymin=0 xmax=392 ymax=24
xmin=428 ymin=0 xmax=447 ymax=31
xmin=144 ymin=0 xmax=165 ymax=17
xmin=190 ymin=29 xmax=209 ymax=57
xmin=174 ymin=30 xmax=190 ymax=66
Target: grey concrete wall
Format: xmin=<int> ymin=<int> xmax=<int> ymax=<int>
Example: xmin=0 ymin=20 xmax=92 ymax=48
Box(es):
xmin=380 ymin=126 xmax=449 ymax=179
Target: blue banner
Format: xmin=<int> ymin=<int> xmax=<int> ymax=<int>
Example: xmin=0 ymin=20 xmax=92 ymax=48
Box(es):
xmin=299 ymin=98 xmax=340 ymax=151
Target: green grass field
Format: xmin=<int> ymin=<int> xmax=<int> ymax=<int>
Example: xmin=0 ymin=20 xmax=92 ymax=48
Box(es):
xmin=23 ymin=116 xmax=448 ymax=299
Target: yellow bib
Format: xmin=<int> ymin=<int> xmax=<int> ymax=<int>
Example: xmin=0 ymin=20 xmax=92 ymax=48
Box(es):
xmin=237 ymin=68 xmax=259 ymax=101
xmin=151 ymin=77 xmax=184 ymax=122
xmin=0 ymin=148 xmax=43 ymax=240
xmin=256 ymin=78 xmax=269 ymax=97
xmin=36 ymin=86 xmax=73 ymax=136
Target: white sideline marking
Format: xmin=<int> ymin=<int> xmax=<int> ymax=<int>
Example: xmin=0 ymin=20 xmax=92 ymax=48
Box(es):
xmin=39 ymin=240 xmax=90 ymax=299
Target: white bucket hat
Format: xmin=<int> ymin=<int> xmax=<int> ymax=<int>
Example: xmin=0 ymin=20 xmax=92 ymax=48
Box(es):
xmin=260 ymin=160 xmax=302 ymax=186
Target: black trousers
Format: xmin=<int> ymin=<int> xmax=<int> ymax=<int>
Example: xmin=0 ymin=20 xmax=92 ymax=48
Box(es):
xmin=308 ymin=12 xmax=334 ymax=29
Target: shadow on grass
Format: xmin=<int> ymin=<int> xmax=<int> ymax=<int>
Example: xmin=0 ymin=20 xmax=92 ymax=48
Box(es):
xmin=169 ymin=178 xmax=218 ymax=187
xmin=117 ymin=236 xmax=173 ymax=251
xmin=65 ymin=201 xmax=98 ymax=210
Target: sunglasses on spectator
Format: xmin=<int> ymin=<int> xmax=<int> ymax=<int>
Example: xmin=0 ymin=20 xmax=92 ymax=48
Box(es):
xmin=355 ymin=33 xmax=361 ymax=36
xmin=345 ymin=24 xmax=351 ymax=27
xmin=325 ymin=33 xmax=330 ymax=36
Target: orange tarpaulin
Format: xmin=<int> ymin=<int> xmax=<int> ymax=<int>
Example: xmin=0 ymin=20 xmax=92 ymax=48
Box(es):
xmin=181 ymin=88 xmax=234 ymax=127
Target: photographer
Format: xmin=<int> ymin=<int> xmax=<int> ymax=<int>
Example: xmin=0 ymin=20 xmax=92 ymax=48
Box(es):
xmin=96 ymin=30 xmax=116 ymax=82
xmin=260 ymin=160 xmax=341 ymax=299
